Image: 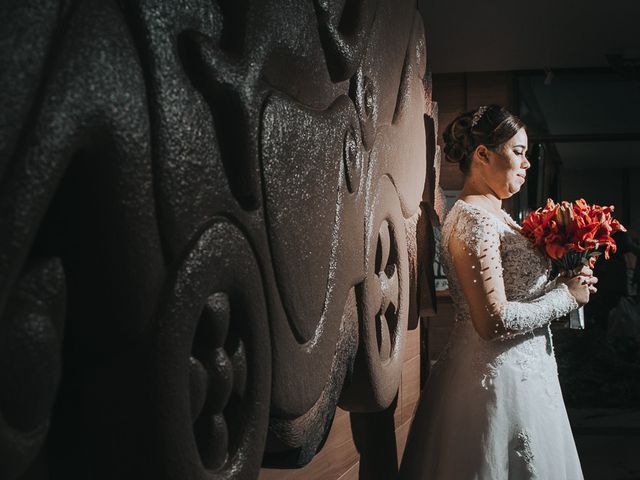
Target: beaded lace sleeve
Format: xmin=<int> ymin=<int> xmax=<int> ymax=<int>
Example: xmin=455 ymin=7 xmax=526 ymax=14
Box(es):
xmin=448 ymin=208 xmax=579 ymax=341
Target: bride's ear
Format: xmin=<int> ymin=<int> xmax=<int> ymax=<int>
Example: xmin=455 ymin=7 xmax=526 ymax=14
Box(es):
xmin=473 ymin=145 xmax=491 ymax=166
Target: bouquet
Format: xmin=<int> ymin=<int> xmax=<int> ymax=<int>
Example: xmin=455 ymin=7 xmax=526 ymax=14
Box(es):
xmin=521 ymin=198 xmax=627 ymax=328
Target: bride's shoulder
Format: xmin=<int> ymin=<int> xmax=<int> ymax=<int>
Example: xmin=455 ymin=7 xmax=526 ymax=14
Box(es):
xmin=442 ymin=199 xmax=505 ymax=252
xmin=444 ymin=199 xmax=499 ymax=232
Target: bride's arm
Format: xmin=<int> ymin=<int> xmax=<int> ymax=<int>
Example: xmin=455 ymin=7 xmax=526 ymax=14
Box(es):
xmin=448 ymin=211 xmax=579 ymax=341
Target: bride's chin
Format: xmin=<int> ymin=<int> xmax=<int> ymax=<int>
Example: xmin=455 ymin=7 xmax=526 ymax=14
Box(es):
xmin=507 ymin=183 xmax=522 ymax=195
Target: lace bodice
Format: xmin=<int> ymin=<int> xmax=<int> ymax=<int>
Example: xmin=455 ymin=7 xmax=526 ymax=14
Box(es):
xmin=440 ymin=199 xmax=578 ymax=340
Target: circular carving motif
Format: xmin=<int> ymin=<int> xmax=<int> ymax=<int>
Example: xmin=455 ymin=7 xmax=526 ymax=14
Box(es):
xmin=374 ymin=219 xmax=400 ymax=362
xmin=341 ymin=176 xmax=410 ymax=411
xmin=154 ymin=222 xmax=270 ymax=479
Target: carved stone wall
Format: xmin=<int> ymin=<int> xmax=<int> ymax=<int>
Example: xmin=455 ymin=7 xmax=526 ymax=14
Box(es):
xmin=0 ymin=0 xmax=437 ymax=478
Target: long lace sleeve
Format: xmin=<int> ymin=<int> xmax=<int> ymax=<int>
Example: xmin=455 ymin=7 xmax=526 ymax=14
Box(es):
xmin=448 ymin=207 xmax=579 ymax=341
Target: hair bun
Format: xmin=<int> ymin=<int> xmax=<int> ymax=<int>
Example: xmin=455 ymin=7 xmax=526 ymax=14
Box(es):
xmin=442 ymin=139 xmax=466 ymax=164
xmin=442 ymin=114 xmax=474 ymax=164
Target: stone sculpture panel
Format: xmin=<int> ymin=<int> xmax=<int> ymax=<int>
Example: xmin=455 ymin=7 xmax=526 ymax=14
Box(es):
xmin=0 ymin=0 xmax=437 ymax=477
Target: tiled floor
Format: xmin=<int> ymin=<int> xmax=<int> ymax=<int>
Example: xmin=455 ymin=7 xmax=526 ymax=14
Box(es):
xmin=569 ymin=408 xmax=640 ymax=480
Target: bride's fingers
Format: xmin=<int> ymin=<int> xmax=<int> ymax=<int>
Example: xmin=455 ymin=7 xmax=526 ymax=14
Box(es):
xmin=567 ymin=267 xmax=592 ymax=279
xmin=582 ymin=275 xmax=598 ymax=293
xmin=579 ymin=275 xmax=598 ymax=285
xmin=578 ymin=266 xmax=593 ymax=277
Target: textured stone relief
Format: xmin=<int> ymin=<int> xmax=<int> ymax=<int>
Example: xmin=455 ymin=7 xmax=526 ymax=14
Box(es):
xmin=0 ymin=0 xmax=437 ymax=478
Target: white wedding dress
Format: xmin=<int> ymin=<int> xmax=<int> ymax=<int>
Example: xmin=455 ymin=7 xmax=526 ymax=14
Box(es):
xmin=398 ymin=199 xmax=584 ymax=479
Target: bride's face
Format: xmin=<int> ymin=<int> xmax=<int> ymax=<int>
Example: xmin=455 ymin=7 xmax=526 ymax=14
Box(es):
xmin=477 ymin=128 xmax=530 ymax=199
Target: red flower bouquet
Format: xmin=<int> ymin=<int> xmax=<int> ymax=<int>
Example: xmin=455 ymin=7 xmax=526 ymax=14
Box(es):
xmin=521 ymin=198 xmax=626 ymax=275
xmin=521 ymin=198 xmax=626 ymax=329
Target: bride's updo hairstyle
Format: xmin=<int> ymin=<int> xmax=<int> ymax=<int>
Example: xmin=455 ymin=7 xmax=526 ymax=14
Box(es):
xmin=442 ymin=105 xmax=525 ymax=175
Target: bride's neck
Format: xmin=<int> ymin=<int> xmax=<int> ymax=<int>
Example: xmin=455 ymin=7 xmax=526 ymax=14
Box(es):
xmin=459 ymin=177 xmax=503 ymax=213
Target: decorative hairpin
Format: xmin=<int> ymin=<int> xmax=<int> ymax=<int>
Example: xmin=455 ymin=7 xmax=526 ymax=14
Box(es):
xmin=471 ymin=105 xmax=488 ymax=127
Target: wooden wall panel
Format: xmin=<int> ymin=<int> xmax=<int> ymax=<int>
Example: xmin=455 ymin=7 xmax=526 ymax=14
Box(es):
xmin=259 ymin=326 xmax=422 ymax=479
xmin=465 ymin=72 xmax=515 ymax=111
xmin=433 ymin=74 xmax=467 ymax=191
xmin=426 ymin=295 xmax=456 ymax=365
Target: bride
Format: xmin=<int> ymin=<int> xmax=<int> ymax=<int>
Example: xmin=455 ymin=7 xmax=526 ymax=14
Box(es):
xmin=398 ymin=105 xmax=597 ymax=479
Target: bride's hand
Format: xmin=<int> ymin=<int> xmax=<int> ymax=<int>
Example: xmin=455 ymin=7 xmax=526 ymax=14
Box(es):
xmin=574 ymin=266 xmax=598 ymax=294
xmin=559 ymin=267 xmax=598 ymax=306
